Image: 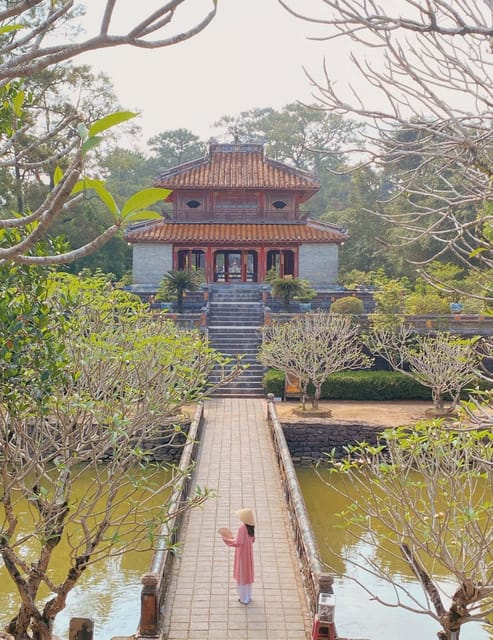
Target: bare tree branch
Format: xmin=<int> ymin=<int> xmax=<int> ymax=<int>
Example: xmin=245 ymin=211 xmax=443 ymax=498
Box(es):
xmin=0 ymin=2 xmax=217 ymax=265
xmin=280 ymin=0 xmax=493 ymax=280
xmin=0 ymin=2 xmax=218 ymax=85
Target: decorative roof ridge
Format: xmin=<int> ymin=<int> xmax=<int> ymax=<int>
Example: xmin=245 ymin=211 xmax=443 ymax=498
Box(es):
xmin=264 ymin=157 xmax=320 ymax=185
xmin=209 ymin=142 xmax=264 ymax=154
xmin=155 ymin=153 xmax=209 ymax=180
xmin=307 ymin=217 xmax=349 ymax=236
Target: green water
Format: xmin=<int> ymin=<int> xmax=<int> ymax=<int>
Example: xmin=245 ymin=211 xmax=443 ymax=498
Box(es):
xmin=297 ymin=467 xmax=493 ymax=640
xmin=0 ymin=467 xmax=170 ymax=640
xmin=2 ymin=464 xmax=491 ymax=640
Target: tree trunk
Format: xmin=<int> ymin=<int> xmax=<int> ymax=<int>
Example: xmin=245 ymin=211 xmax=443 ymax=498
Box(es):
xmin=7 ymin=607 xmax=33 ymax=640
xmin=438 ymin=629 xmax=461 ymax=639
xmin=432 ymin=389 xmax=444 ymax=411
xmin=312 ymin=384 xmax=321 ymax=409
xmin=30 ymin=616 xmax=53 ymax=640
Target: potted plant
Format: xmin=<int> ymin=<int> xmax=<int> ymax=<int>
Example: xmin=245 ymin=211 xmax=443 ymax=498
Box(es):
xmin=269 ymin=275 xmax=316 ymax=312
xmin=294 ymin=288 xmax=317 ymax=312
xmin=157 ymin=269 xmax=203 ymax=313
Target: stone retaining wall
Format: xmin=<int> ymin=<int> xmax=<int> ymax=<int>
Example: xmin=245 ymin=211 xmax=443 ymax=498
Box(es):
xmin=281 ymin=420 xmax=384 ymax=464
xmin=139 ymin=419 xmax=190 ymax=463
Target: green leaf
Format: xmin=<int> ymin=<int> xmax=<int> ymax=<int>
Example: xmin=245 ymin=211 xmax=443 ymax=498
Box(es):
xmin=53 ymin=166 xmax=63 ymax=187
xmin=469 ymin=247 xmax=486 ymax=258
xmin=120 ymin=188 xmax=171 ymax=219
xmin=12 ymin=90 xmax=24 ymax=116
xmin=71 ymin=179 xmax=119 ymax=216
xmin=0 ymin=25 xmax=25 ymax=35
xmin=81 ymin=136 xmax=103 ymax=154
xmin=88 ymin=111 xmax=138 ymax=137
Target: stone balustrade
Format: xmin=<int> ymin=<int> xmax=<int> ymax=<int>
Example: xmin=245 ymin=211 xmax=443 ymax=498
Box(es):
xmin=137 ymin=403 xmax=205 ymax=638
xmin=266 ymin=394 xmax=333 ymax=618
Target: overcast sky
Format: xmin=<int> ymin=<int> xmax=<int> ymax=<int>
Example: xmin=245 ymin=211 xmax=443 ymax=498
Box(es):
xmin=78 ymin=0 xmax=350 ymax=144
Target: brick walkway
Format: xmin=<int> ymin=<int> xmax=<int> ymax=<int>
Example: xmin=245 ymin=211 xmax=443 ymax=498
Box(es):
xmin=161 ymin=397 xmax=311 ymax=640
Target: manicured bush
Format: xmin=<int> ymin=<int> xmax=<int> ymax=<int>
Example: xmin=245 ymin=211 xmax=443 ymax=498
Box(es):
xmin=319 ymin=370 xmax=432 ymax=400
xmin=330 ymin=296 xmax=364 ymax=315
xmin=263 ymin=369 xmax=285 ymax=397
xmin=263 ymin=368 xmax=489 ymax=401
xmin=263 ymin=369 xmax=432 ymax=400
xmin=404 ymin=292 xmax=450 ymax=314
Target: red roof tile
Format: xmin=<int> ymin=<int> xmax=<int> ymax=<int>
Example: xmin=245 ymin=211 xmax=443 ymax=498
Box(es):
xmin=155 ymin=143 xmax=319 ymax=195
xmin=126 ymin=221 xmax=347 ymax=245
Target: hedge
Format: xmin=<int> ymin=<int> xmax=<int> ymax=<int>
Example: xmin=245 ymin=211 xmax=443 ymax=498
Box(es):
xmin=263 ymin=369 xmax=490 ymax=400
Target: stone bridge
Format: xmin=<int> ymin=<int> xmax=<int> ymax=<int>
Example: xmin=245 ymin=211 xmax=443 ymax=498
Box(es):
xmin=135 ymin=397 xmax=334 ymax=640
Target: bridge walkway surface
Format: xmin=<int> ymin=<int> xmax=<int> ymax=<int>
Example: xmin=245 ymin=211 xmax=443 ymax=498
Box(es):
xmin=161 ymin=397 xmax=311 ymax=640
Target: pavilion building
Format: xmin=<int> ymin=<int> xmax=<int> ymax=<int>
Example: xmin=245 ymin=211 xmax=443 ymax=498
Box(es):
xmin=125 ymin=142 xmax=348 ymax=290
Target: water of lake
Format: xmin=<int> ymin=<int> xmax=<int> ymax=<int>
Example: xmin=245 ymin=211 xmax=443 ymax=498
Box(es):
xmin=297 ymin=467 xmax=493 ymax=640
xmin=0 ymin=466 xmax=169 ymax=640
xmin=1 ymin=464 xmax=491 ymax=640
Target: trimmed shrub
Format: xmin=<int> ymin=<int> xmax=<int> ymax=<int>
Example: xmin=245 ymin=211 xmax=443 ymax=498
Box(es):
xmin=263 ymin=369 xmax=285 ymax=397
xmin=263 ymin=369 xmax=432 ymax=400
xmin=405 ymin=292 xmax=450 ymax=314
xmin=330 ymin=296 xmax=364 ymax=315
xmin=263 ymin=369 xmax=489 ymax=401
xmin=320 ymin=370 xmax=432 ymax=400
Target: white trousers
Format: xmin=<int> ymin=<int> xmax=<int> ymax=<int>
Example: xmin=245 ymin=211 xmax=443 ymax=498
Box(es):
xmin=237 ymin=583 xmax=253 ymax=604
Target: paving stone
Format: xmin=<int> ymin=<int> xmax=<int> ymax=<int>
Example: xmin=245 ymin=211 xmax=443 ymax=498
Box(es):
xmin=161 ymin=398 xmax=311 ymax=639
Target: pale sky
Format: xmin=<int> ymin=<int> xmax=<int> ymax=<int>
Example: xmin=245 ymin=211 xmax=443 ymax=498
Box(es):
xmin=78 ymin=0 xmax=349 ymax=145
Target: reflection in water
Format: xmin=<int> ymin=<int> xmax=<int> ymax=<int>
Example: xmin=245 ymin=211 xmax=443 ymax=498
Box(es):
xmin=53 ymin=555 xmax=147 ymax=639
xmin=0 ymin=467 xmax=169 ymax=640
xmin=297 ymin=467 xmax=493 ymax=640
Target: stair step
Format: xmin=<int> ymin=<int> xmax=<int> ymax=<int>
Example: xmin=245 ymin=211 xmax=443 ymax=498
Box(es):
xmin=205 ymin=285 xmax=267 ymax=395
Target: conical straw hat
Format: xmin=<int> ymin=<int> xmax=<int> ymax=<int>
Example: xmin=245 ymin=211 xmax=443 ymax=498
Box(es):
xmin=236 ymin=508 xmax=255 ymax=526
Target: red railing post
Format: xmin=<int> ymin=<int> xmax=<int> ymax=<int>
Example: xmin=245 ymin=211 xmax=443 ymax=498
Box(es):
xmin=139 ymin=573 xmax=159 ymax=637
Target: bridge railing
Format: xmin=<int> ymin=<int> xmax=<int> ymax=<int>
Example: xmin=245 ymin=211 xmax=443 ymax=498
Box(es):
xmin=137 ymin=402 xmax=205 ymax=638
xmin=266 ymin=393 xmax=333 ymax=617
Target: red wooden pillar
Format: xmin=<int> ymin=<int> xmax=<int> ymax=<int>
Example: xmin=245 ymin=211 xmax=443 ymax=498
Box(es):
xmin=279 ymin=251 xmax=285 ymax=277
xmin=258 ymin=246 xmax=266 ymax=282
xmin=241 ymin=249 xmax=248 ymax=282
xmin=205 ymin=247 xmax=214 ymax=283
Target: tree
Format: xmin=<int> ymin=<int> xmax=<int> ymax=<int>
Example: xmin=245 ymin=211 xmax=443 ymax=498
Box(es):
xmin=366 ymin=324 xmax=483 ymax=413
xmin=259 ymin=312 xmax=372 ymax=409
xmin=322 ymin=420 xmax=493 ymax=640
xmin=148 ymin=128 xmax=207 ymax=174
xmin=279 ymin=0 xmax=493 ymax=299
xmin=56 ymin=146 xmax=155 ymax=278
xmin=0 ymin=2 xmax=218 ymax=265
xmin=158 ymin=269 xmax=203 ymax=313
xmin=0 ymin=271 xmax=240 ymax=640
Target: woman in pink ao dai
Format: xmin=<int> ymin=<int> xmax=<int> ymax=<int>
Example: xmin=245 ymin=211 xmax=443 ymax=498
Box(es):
xmin=220 ymin=508 xmax=255 ymax=604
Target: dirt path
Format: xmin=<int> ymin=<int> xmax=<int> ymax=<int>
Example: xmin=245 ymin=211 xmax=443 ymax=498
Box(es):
xmin=274 ymin=399 xmax=435 ymax=427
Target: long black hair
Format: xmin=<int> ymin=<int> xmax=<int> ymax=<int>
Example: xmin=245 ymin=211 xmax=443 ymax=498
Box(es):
xmin=246 ymin=524 xmax=255 ymax=537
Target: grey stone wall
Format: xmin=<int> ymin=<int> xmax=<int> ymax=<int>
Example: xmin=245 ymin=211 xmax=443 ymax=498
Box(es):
xmin=281 ymin=420 xmax=384 ymax=464
xmin=299 ymin=244 xmax=339 ymax=285
xmin=132 ymin=243 xmax=173 ymax=285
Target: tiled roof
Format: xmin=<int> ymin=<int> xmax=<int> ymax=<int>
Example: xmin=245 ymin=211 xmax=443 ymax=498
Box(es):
xmin=126 ymin=220 xmax=348 ymax=245
xmin=155 ymin=143 xmax=319 ymax=195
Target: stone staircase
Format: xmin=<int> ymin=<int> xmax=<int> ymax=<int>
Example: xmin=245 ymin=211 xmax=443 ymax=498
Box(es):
xmin=207 ymin=285 xmax=265 ymax=397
